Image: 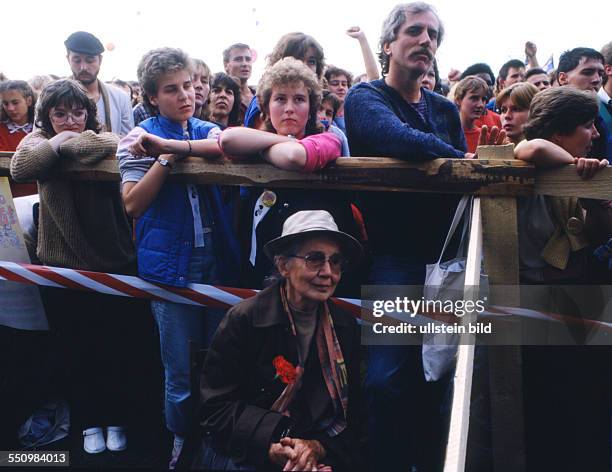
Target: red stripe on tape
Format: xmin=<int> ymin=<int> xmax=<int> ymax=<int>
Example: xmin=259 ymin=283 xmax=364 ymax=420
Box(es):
xmin=83 ymin=272 xmax=167 ymax=302
xmin=159 ymin=285 xmax=233 ymax=310
xmin=0 ymin=266 xmax=37 ymax=286
xmin=331 ymin=298 xmax=361 ymax=318
xmin=26 ymin=265 xmax=92 ymax=292
xmin=217 ymin=286 xmax=258 ymax=299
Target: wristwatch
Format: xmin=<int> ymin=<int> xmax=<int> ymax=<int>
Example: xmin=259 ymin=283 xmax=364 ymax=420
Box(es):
xmin=157 ymin=157 xmax=173 ymax=169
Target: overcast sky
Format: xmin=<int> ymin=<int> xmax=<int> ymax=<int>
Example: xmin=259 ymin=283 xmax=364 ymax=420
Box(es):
xmin=3 ymin=0 xmax=609 ymax=84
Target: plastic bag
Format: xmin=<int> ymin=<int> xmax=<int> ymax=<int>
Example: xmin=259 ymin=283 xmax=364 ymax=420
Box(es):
xmin=423 ymin=196 xmax=488 ymax=381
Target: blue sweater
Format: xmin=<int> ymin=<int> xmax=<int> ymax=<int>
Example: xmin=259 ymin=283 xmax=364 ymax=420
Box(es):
xmin=345 ymin=80 xmax=466 ymax=261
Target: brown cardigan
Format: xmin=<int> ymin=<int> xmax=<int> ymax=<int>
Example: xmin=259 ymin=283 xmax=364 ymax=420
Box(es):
xmin=10 ymin=129 xmax=135 ymax=272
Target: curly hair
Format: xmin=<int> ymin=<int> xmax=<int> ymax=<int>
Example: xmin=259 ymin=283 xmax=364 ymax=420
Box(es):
xmin=35 ymin=79 xmax=100 ymax=135
xmin=137 ymin=48 xmax=194 ymax=109
xmin=0 ymin=80 xmax=37 ymax=124
xmin=257 ymin=57 xmax=323 ymax=136
xmin=523 ymin=87 xmax=599 ymax=140
xmin=266 ymin=33 xmax=325 ymax=80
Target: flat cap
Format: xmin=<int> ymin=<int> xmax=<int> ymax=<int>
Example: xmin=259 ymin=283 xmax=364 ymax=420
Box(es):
xmin=64 ymin=31 xmax=104 ymax=55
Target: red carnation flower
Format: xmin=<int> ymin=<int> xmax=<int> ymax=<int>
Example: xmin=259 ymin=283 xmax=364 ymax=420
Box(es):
xmin=273 ymin=356 xmax=297 ymax=384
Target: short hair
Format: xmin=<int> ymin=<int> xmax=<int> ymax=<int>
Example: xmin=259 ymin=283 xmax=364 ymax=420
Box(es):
xmin=192 ymin=58 xmax=211 ymax=79
xmin=498 ymin=59 xmax=525 ymax=81
xmin=453 ymin=76 xmax=488 ymax=102
xmin=111 ymin=78 xmax=133 ymax=99
xmin=0 ymin=80 xmax=37 ymax=123
xmin=378 ymin=2 xmax=444 ymax=76
xmin=321 ymin=90 xmax=341 ymax=120
xmin=460 ymin=63 xmax=495 ymax=84
xmin=267 ymin=33 xmax=326 ymax=80
xmin=222 ymin=43 xmax=251 ymax=64
xmin=523 ymin=87 xmax=599 ymax=140
xmin=495 ymin=82 xmax=539 ymax=111
xmin=137 ymin=48 xmax=193 ymax=109
xmin=208 ymin=72 xmax=241 ymax=126
xmin=602 ymin=42 xmax=612 ymax=66
xmin=324 ymin=66 xmax=353 ymax=88
xmin=35 ymin=78 xmax=100 ymax=135
xmin=558 ymin=47 xmax=604 ymax=74
xmin=257 ymin=57 xmax=323 ymax=136
xmin=524 ymin=67 xmax=547 ymax=81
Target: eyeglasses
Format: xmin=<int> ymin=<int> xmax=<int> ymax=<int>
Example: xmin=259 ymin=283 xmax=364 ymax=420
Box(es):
xmin=49 ymin=109 xmax=88 ymax=125
xmin=287 ymin=251 xmax=348 ymax=273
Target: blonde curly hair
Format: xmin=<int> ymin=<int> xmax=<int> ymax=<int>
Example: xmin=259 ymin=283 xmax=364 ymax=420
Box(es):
xmin=257 ymin=57 xmax=323 ymax=136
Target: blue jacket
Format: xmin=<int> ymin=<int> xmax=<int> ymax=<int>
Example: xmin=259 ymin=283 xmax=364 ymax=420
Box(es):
xmin=136 ymin=116 xmax=240 ymax=287
xmin=344 ymin=80 xmax=466 ymax=261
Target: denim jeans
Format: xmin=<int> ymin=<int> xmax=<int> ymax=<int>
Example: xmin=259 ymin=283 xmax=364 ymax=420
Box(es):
xmin=365 ymin=255 xmax=451 ymax=471
xmin=152 ymin=236 xmax=225 ymax=437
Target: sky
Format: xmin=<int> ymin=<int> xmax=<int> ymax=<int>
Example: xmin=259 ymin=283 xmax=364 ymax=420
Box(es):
xmin=2 ymin=0 xmax=609 ymax=84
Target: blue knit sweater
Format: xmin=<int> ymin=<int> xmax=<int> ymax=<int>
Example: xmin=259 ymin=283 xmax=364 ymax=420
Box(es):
xmin=344 ymin=80 xmax=466 ymax=261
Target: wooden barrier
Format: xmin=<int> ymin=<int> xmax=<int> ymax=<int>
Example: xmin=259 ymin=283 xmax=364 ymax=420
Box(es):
xmin=2 ymin=147 xmax=611 ymax=472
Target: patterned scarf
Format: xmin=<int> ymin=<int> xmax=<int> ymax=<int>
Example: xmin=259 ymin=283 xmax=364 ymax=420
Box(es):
xmin=271 ymin=283 xmax=349 ymax=437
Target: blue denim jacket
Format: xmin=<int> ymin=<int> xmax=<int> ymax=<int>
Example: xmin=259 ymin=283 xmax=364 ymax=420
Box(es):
xmin=135 ymin=116 xmax=240 ymax=287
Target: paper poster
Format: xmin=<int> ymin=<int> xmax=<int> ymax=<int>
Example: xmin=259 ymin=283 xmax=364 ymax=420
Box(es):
xmin=0 ymin=177 xmax=48 ymax=330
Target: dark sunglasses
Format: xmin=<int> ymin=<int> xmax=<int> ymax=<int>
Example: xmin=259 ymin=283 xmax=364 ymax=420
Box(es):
xmin=287 ymin=251 xmax=348 ymax=273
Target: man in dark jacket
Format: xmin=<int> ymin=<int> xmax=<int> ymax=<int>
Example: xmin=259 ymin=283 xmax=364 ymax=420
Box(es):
xmin=344 ymin=3 xmax=467 ymax=470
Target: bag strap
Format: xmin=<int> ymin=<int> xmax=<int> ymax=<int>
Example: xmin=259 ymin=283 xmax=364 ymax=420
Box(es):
xmin=436 ymin=195 xmax=471 ymax=264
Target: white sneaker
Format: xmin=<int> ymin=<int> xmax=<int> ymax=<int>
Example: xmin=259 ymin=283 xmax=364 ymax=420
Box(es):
xmin=106 ymin=426 xmax=127 ymax=452
xmin=83 ymin=427 xmax=106 ymax=454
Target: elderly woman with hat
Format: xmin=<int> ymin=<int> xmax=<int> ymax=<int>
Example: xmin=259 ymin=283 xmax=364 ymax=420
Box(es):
xmin=185 ymin=211 xmax=364 ymax=471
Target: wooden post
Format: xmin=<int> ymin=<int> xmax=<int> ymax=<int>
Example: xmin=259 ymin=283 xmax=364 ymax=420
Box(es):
xmin=477 ymin=144 xmax=525 ymax=472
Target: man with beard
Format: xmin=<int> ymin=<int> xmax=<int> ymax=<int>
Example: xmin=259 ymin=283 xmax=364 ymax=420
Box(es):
xmin=65 ymin=31 xmax=133 ymax=136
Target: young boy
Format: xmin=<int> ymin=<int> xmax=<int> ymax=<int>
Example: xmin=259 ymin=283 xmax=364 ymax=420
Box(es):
xmin=316 ymin=90 xmax=350 ymax=156
xmin=116 ymin=47 xmax=240 ymax=468
xmin=454 ymin=76 xmax=490 ymax=152
xmin=317 ymin=90 xmax=341 ymax=129
xmin=324 ymin=66 xmax=352 ymax=134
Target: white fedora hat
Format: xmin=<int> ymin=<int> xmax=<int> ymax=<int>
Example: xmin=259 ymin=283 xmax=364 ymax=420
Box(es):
xmin=263 ymin=210 xmax=363 ymax=264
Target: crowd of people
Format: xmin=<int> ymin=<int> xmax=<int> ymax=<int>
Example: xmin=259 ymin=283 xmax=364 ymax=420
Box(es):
xmin=1 ymin=1 xmax=612 ymax=470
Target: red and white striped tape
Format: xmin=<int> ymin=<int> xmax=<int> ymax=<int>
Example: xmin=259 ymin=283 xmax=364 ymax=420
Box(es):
xmin=0 ymin=260 xmax=362 ymax=316
xmin=1 ymin=260 xmax=611 ymax=332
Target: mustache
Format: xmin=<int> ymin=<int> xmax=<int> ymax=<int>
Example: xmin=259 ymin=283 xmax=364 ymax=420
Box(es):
xmin=412 ymin=48 xmax=433 ymax=60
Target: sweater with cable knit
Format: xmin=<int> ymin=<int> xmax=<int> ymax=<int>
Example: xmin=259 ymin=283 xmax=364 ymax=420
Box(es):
xmin=10 ymin=129 xmax=135 ymax=272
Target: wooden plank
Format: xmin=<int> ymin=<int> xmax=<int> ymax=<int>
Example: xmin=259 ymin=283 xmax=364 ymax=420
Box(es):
xmin=0 ymin=154 xmax=534 ymax=196
xmin=477 ymin=145 xmax=525 ymax=472
xmin=444 ymin=197 xmax=482 ymax=472
xmin=4 ymin=150 xmax=612 ymax=199
xmin=535 ymin=166 xmax=612 ymax=199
